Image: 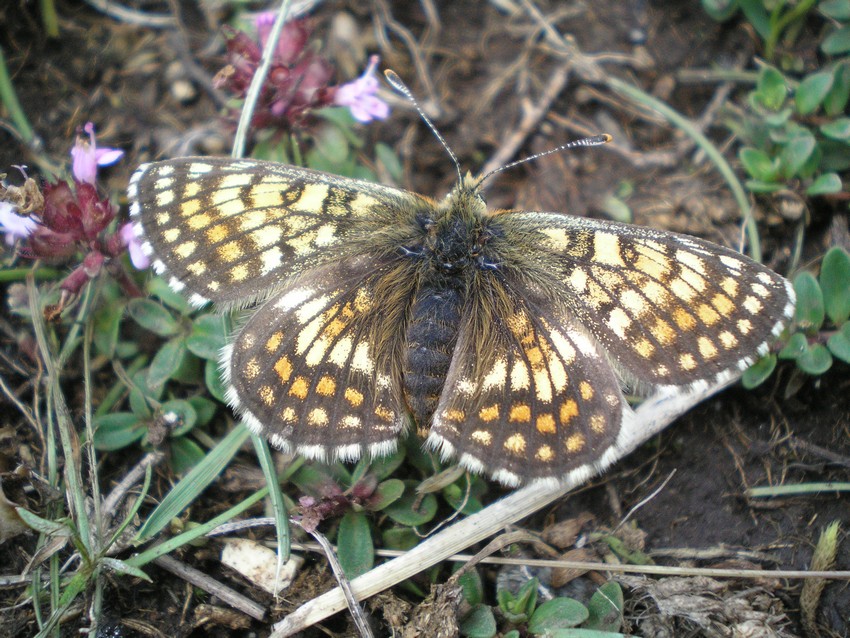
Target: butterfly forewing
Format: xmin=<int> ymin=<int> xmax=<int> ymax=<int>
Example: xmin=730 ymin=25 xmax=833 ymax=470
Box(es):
xmin=493 ymin=213 xmax=795 ymax=390
xmin=128 ymin=157 xmax=431 ymax=308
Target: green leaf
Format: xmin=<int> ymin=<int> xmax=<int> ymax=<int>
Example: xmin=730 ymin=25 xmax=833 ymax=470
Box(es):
xmin=375 ymin=142 xmax=403 ymax=183
xmin=797 ymin=344 xmax=833 ymax=375
xmin=701 ymin=0 xmax=739 ymax=21
xmin=127 ymin=298 xmax=181 ymax=336
xmin=160 ymin=399 xmax=198 ymax=437
xmin=148 ymin=277 xmax=191 ymax=314
xmin=528 ymin=598 xmax=590 ymax=633
xmin=585 ymin=582 xmax=624 ymax=631
xmin=147 ymin=337 xmax=188 ymax=390
xmin=742 ymin=354 xmax=777 ymax=389
xmin=187 ymin=314 xmax=228 ymax=360
xmin=16 ymin=507 xmax=71 ymax=536
xmin=93 ymin=301 xmax=124 ymax=359
xmin=93 ymin=412 xmax=145 ymax=451
xmin=337 ymin=511 xmax=374 ymax=579
xmin=755 ymin=67 xmax=788 ymax=111
xmin=745 ymin=179 xmax=785 ymax=193
xmin=793 ymin=271 xmax=825 ymax=331
xmin=778 ymin=332 xmax=808 ymax=360
xmin=820 ymin=118 xmax=850 ymax=140
xmin=827 ymin=323 xmax=850 ymax=363
xmin=442 ymin=483 xmax=484 ymax=515
xmin=822 ymin=25 xmax=850 ymax=54
xmin=170 ymin=436 xmax=207 ymax=475
xmin=457 ymin=568 xmax=484 ymax=606
xmin=367 ymin=479 xmax=405 ymax=511
xmin=824 ymin=63 xmax=850 ymax=116
xmin=460 ymin=604 xmax=497 ymax=638
xmin=187 ymin=396 xmax=218 ymax=426
xmin=205 ymin=359 xmax=227 ymax=402
xmin=806 ymin=172 xmax=842 ymax=195
xmin=739 ymin=147 xmax=778 ymax=182
xmin=820 ymin=248 xmax=850 ymax=325
xmin=367 ymin=447 xmax=406 ymax=480
xmin=100 ymin=557 xmax=152 ymax=582
xmin=795 ymin=71 xmax=834 ymax=115
xmin=779 ymin=133 xmax=817 ymax=179
xmin=383 ymin=483 xmax=438 ymax=526
xmin=498 ymin=577 xmax=538 ymax=623
xmin=821 ymin=0 xmax=850 ymax=20
xmin=381 ymin=526 xmax=420 ymax=551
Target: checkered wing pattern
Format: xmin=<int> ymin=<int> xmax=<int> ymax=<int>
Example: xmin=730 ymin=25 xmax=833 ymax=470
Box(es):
xmin=222 ymin=256 xmax=414 ymax=462
xmin=128 ymin=156 xmax=431 ymax=308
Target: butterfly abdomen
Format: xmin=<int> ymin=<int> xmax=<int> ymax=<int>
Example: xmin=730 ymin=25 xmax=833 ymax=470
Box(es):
xmin=403 ymin=283 xmax=465 ymax=430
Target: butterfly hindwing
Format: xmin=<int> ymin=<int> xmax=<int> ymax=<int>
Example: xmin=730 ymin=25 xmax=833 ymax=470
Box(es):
xmin=222 ymin=256 xmax=415 ymax=462
xmin=427 ymin=275 xmax=624 ymax=485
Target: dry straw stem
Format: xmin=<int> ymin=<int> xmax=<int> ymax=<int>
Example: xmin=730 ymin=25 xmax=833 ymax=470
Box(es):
xmin=801 ymin=521 xmax=841 ymax=636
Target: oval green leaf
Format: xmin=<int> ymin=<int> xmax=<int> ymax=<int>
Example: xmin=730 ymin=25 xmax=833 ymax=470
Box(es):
xmin=147 ymin=337 xmax=188 ymax=390
xmin=586 ymin=581 xmax=625 ymax=632
xmin=793 ymin=271 xmax=825 ymax=331
xmin=528 ymin=598 xmax=590 ymax=633
xmin=383 ymin=484 xmax=438 ymax=526
xmin=756 ymin=67 xmax=788 ymax=111
xmin=822 ymin=25 xmax=850 ymax=55
xmin=127 ymin=298 xmax=180 ymax=336
xmin=187 ymin=314 xmax=228 ymax=360
xmin=160 ymin=399 xmax=198 ymax=437
xmin=739 ymin=147 xmax=778 ymax=182
xmin=778 ymin=332 xmax=808 ymax=360
xmin=742 ymin=354 xmax=777 ymax=388
xmin=798 ymin=344 xmax=833 ymax=375
xmin=827 ymin=325 xmax=850 ymax=363
xmin=795 ymin=71 xmax=834 ymax=115
xmin=93 ymin=412 xmax=145 ymax=451
xmin=806 ymin=173 xmax=842 ymax=195
xmin=820 ymin=247 xmax=850 ymax=325
xmin=460 ymin=604 xmax=497 ymax=638
xmin=337 ymin=511 xmax=374 ymax=579
xmin=780 ymin=133 xmax=817 ymax=179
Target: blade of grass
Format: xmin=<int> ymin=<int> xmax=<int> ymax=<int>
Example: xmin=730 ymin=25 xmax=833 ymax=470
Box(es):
xmin=252 ymin=434 xmax=291 ymax=584
xmin=135 ymin=423 xmax=251 ymax=543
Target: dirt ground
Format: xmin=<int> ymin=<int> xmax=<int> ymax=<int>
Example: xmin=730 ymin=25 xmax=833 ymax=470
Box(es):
xmin=1 ymin=0 xmax=848 ymax=636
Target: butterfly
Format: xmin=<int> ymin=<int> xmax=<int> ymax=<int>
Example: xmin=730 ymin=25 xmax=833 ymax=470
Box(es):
xmin=128 ymin=151 xmax=794 ymax=486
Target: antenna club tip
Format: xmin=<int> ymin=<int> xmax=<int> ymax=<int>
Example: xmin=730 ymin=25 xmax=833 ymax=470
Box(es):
xmin=602 ymin=133 xmax=613 ymax=143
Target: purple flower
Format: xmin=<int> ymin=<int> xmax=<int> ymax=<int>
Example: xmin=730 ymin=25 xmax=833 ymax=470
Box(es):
xmin=70 ymin=122 xmax=124 ymax=184
xmin=333 ymin=56 xmax=390 ymax=123
xmin=0 ymin=201 xmax=38 ymax=246
xmin=119 ymin=223 xmax=150 ymax=270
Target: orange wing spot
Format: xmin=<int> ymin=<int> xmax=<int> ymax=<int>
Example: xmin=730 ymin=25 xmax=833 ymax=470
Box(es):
xmin=536 ymin=413 xmax=556 ymax=434
xmin=244 ymin=357 xmax=260 ymax=380
xmin=712 ymin=293 xmax=735 ymax=317
xmin=344 ymin=387 xmax=364 ymax=407
xmin=743 ymin=295 xmax=763 ymax=314
xmin=566 ymin=433 xmax=586 ymax=453
xmin=737 ymin=318 xmax=753 ymax=335
xmin=206 ymin=224 xmax=229 ymax=244
xmin=525 ymin=346 xmax=545 ymax=368
xmin=281 ymin=407 xmax=297 ymax=424
xmin=218 ymin=241 xmax=243 ymax=263
xmin=478 ymin=404 xmax=500 ymax=422
xmin=504 ymin=433 xmax=527 ymax=454
xmin=258 ymin=385 xmax=275 ymax=406
xmin=634 ymin=338 xmax=655 ymax=359
xmin=375 ymin=405 xmax=396 ymax=422
xmin=509 ymin=404 xmax=531 ymax=423
xmin=697 ymin=303 xmax=720 ymax=326
xmin=673 ymin=308 xmax=696 ymax=331
xmin=187 ymin=213 xmax=212 ymax=230
xmin=316 ymin=375 xmax=337 ymax=396
xmin=323 ymin=318 xmax=347 ymax=341
xmin=721 ymin=277 xmax=739 ymax=297
xmin=535 ymin=445 xmax=555 ymax=462
xmin=651 ymin=319 xmax=676 ymax=345
xmin=274 ymin=356 xmax=293 ymax=383
xmin=266 ymin=331 xmax=284 ymax=353
xmin=560 ymin=399 xmax=579 ymax=424
xmin=579 ymin=381 xmax=594 ymax=401
xmin=288 ymin=376 xmax=309 ymax=399
xmin=229 ymin=264 xmax=249 ymax=282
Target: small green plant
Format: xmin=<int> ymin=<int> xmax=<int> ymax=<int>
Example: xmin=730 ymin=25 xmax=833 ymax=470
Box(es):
xmin=459 ymin=573 xmax=625 ymax=638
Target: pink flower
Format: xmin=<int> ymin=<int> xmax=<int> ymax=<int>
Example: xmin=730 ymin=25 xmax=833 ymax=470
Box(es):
xmin=70 ymin=122 xmax=124 ymax=185
xmin=333 ymin=56 xmax=390 ymax=123
xmin=119 ymin=223 xmax=150 ymax=269
xmin=0 ymin=201 xmax=37 ymax=246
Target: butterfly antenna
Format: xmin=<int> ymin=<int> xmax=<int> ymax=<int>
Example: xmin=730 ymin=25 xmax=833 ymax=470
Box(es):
xmin=384 ymin=70 xmax=464 ymax=185
xmin=478 ymin=133 xmax=613 ymax=186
